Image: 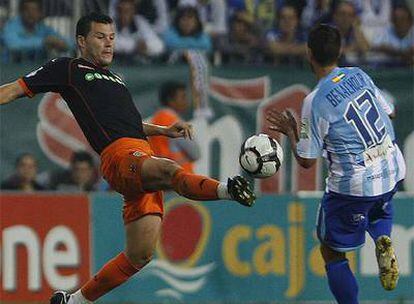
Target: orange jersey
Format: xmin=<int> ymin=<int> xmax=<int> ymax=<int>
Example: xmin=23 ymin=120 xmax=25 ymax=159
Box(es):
xmin=149 ymin=109 xmax=195 ymax=173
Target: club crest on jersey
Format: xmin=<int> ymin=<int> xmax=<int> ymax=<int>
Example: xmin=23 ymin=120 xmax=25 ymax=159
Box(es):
xmin=84 ymin=72 xmax=125 ymax=85
xmin=132 ymin=151 xmax=144 ymax=157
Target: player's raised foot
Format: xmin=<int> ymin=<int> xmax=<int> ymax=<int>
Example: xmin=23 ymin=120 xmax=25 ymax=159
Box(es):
xmin=228 ymin=176 xmax=255 ymax=207
xmin=375 ymin=235 xmax=399 ymax=290
xmin=50 ymin=290 xmax=71 ymax=304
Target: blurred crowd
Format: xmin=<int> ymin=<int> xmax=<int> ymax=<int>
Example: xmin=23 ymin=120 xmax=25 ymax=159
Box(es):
xmin=0 ymin=0 xmax=413 ymax=67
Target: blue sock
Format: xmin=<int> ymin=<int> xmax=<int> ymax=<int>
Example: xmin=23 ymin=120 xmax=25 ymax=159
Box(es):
xmin=326 ymin=259 xmax=359 ymax=304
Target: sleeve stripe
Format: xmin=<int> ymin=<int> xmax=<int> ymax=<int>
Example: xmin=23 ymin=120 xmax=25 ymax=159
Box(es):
xmin=17 ymin=78 xmax=35 ymax=98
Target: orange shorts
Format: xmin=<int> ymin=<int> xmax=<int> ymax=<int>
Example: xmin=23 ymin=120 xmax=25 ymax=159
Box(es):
xmin=100 ymin=138 xmax=164 ymax=225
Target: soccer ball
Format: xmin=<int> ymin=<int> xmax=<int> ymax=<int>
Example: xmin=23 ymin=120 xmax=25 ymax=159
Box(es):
xmin=239 ymin=134 xmax=283 ymax=178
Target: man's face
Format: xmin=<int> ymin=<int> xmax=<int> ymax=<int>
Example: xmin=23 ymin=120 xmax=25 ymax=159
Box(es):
xmin=334 ymin=3 xmax=355 ymax=31
xmin=17 ymin=155 xmax=37 ymax=182
xmin=117 ymin=1 xmax=135 ymax=26
xmin=170 ymin=88 xmax=188 ymax=113
xmin=21 ymin=2 xmax=42 ymax=28
xmin=393 ymin=8 xmax=412 ymax=38
xmin=71 ymin=161 xmax=94 ymax=186
xmin=279 ymin=7 xmax=298 ymax=34
xmin=78 ymin=22 xmax=115 ymax=67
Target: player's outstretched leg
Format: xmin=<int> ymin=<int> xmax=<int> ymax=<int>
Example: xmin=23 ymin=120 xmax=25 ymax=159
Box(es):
xmin=375 ymin=235 xmax=399 ymax=290
xmin=50 ymin=215 xmax=161 ymax=304
xmin=141 ymin=157 xmax=255 ymax=207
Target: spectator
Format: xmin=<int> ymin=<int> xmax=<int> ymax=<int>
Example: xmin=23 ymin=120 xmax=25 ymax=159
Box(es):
xmin=301 ymin=0 xmax=332 ymax=28
xmin=2 ymin=0 xmax=70 ymax=62
xmin=358 ymin=0 xmax=392 ymax=44
xmin=1 ymin=153 xmax=46 ymax=192
xmin=163 ymin=6 xmax=212 ymax=54
xmin=109 ymin=0 xmax=169 ymax=33
xmin=331 ymin=1 xmax=369 ymax=65
xmin=178 ymin=0 xmax=228 ymax=36
xmin=370 ymin=5 xmax=414 ymax=66
xmin=113 ymin=0 xmax=165 ymax=63
xmin=265 ymin=5 xmax=307 ymax=65
xmin=50 ymin=151 xmax=98 ymax=192
xmin=149 ymin=81 xmax=201 ymax=173
xmin=215 ymin=12 xmax=263 ymax=64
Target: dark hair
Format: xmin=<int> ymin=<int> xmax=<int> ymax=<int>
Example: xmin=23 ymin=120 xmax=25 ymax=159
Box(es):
xmin=19 ymin=0 xmax=42 ymax=12
xmin=173 ymin=6 xmax=203 ymax=36
xmin=76 ymin=12 xmax=113 ymax=37
xmin=15 ymin=153 xmax=36 ymax=167
xmin=71 ymin=151 xmax=94 ymax=167
xmin=159 ymin=81 xmax=186 ymax=106
xmin=308 ymin=24 xmax=341 ymax=66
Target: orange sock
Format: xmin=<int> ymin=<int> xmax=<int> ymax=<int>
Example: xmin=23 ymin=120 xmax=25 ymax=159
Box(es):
xmin=171 ymin=169 xmax=219 ymax=200
xmin=81 ymin=252 xmax=143 ymax=301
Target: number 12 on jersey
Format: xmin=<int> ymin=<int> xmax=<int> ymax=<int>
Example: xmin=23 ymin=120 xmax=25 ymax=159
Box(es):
xmin=345 ymin=90 xmax=386 ymax=148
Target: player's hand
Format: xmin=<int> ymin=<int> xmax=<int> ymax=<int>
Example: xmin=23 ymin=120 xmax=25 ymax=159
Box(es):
xmin=165 ymin=121 xmax=194 ymax=140
xmin=266 ymin=109 xmax=298 ymax=140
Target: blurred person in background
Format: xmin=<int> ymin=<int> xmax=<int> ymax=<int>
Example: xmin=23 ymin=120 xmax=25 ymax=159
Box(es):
xmin=301 ymin=0 xmax=332 ymax=28
xmin=2 ymin=0 xmax=70 ymax=62
xmin=331 ymin=0 xmax=369 ymax=65
xmin=163 ymin=6 xmax=212 ymax=54
xmin=1 ymin=153 xmax=46 ymax=192
xmin=149 ymin=81 xmax=200 ymax=173
xmin=265 ymin=5 xmax=307 ymax=66
xmin=109 ymin=0 xmax=169 ymax=33
xmin=370 ymin=4 xmax=414 ymax=67
xmin=49 ymin=151 xmax=98 ymax=192
xmin=358 ymin=0 xmax=392 ymax=45
xmin=178 ymin=0 xmax=228 ymax=37
xmin=113 ymin=0 xmax=165 ymax=63
xmin=215 ymin=12 xmax=264 ymax=64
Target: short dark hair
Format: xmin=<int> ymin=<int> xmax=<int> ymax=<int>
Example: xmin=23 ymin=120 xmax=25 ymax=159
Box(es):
xmin=308 ymin=24 xmax=341 ymax=66
xmin=19 ymin=0 xmax=42 ymax=12
xmin=71 ymin=151 xmax=94 ymax=167
xmin=159 ymin=81 xmax=186 ymax=106
xmin=76 ymin=12 xmax=113 ymax=37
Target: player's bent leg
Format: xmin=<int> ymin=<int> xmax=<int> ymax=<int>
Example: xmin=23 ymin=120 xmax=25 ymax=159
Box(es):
xmin=320 ymin=244 xmax=359 ymax=304
xmin=54 ymin=215 xmax=163 ymax=304
xmin=375 ymin=235 xmax=399 ymax=291
xmin=140 ymin=157 xmax=255 ymax=206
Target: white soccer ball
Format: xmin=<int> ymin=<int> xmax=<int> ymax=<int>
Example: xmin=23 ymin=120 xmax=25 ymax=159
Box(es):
xmin=239 ymin=133 xmax=284 ymax=178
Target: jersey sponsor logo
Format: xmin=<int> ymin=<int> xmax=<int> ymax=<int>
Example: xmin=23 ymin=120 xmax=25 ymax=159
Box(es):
xmin=363 ymin=135 xmax=395 ymax=165
xmin=84 ymin=72 xmax=125 ymax=85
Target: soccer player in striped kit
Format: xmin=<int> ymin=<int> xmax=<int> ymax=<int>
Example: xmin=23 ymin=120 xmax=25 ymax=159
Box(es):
xmin=267 ymin=24 xmax=406 ymax=303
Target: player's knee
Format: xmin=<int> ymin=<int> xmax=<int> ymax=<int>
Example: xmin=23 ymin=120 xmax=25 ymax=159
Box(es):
xmin=126 ymin=250 xmax=154 ymax=267
xmin=320 ymin=244 xmax=345 ymax=264
xmin=158 ymin=159 xmax=181 ymax=182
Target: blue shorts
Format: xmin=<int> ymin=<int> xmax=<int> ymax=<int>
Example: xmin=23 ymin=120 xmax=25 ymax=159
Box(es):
xmin=316 ymin=184 xmax=399 ymax=252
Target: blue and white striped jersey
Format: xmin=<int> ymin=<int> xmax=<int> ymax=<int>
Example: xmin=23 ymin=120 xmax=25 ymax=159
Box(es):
xmin=297 ymin=67 xmax=406 ymax=196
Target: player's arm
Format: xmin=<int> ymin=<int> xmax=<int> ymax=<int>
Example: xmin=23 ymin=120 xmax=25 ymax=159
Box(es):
xmin=266 ymin=110 xmax=316 ymax=169
xmin=143 ymin=121 xmax=194 ymax=139
xmin=0 ymin=80 xmax=26 ymax=105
